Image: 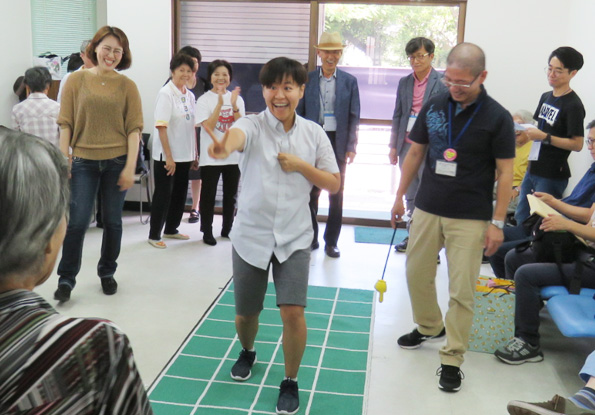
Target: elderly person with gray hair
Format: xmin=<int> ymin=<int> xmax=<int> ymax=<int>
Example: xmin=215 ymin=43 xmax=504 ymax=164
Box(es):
xmin=0 ymin=127 xmax=153 ymax=414
xmin=57 ymin=39 xmax=95 ymax=103
xmin=11 ymin=66 xmax=60 ymax=146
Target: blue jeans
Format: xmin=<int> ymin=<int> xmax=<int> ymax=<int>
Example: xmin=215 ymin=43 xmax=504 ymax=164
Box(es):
xmin=515 ymin=172 xmax=568 ymax=224
xmin=58 ymin=156 xmax=128 ymax=288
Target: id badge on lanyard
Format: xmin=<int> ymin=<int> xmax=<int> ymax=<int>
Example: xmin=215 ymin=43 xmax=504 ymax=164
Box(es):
xmin=406 ymin=114 xmax=417 ymax=133
xmin=323 ymin=112 xmax=337 ymax=132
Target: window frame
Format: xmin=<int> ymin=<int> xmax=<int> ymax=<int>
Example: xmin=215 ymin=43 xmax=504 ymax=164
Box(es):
xmin=172 ymin=0 xmax=466 ymax=125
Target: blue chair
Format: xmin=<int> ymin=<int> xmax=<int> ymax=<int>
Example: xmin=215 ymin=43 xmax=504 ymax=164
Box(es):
xmin=540 ymin=286 xmax=595 ymax=300
xmin=547 ymin=294 xmax=595 ymax=337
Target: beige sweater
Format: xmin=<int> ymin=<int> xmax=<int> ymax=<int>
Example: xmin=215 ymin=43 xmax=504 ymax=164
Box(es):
xmin=57 ymin=70 xmax=143 ymax=160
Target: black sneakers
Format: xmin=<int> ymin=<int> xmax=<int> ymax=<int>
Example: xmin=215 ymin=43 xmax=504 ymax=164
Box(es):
xmin=437 ymin=364 xmax=464 ymax=392
xmin=397 ymin=327 xmax=446 ymax=349
xmin=54 ymin=284 xmax=72 ymax=302
xmin=101 ymin=277 xmax=118 ymax=295
xmin=230 ymin=348 xmax=257 ymax=381
xmin=276 ymin=378 xmax=299 ymax=415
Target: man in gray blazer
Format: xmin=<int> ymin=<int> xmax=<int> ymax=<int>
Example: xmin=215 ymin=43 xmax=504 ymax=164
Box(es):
xmin=297 ymin=32 xmax=360 ymax=258
xmin=389 ymin=37 xmax=448 ymax=253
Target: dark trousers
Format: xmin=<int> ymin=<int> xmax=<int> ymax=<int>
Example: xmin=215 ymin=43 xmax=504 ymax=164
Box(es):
xmin=505 ymin=247 xmax=595 ymax=346
xmin=149 ymin=160 xmax=191 ymax=240
xmin=488 ymin=225 xmax=531 ymax=278
xmin=199 ymin=164 xmax=240 ymax=234
xmin=309 ymin=131 xmax=346 ymax=247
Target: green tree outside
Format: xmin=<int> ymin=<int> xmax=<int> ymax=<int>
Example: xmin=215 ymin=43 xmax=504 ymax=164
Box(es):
xmin=324 ymin=4 xmax=459 ymax=68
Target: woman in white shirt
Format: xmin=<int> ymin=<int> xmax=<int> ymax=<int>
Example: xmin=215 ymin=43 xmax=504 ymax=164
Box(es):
xmin=148 ymin=53 xmax=198 ymax=248
xmin=195 ymin=60 xmax=245 ymax=246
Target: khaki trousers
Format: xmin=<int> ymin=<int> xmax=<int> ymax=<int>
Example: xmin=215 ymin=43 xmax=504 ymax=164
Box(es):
xmin=406 ymin=208 xmax=488 ymax=367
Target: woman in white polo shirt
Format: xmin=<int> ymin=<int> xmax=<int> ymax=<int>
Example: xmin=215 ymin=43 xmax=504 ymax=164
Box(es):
xmin=148 ymin=53 xmax=198 ymax=248
xmin=195 ymin=59 xmax=245 ymax=246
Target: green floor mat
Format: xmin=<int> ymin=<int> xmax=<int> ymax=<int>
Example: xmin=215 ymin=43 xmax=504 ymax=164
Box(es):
xmin=148 ymin=282 xmax=375 ymax=415
xmin=354 ymin=226 xmax=407 ymax=245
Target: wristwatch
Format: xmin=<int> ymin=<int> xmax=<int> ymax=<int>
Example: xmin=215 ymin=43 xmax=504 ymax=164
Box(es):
xmin=543 ymin=134 xmax=552 ymax=145
xmin=491 ymin=219 xmax=505 ymax=229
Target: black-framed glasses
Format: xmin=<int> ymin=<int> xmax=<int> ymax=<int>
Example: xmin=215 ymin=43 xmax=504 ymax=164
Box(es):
xmin=586 ymin=138 xmax=595 ymax=146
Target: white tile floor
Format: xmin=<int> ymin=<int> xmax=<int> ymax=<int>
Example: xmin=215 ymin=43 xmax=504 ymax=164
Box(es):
xmin=34 ymin=212 xmax=595 ymax=414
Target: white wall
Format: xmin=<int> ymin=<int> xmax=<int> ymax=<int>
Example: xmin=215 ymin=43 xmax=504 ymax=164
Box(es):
xmin=105 ymin=0 xmax=172 ymax=136
xmin=0 ymin=0 xmax=32 ymax=126
xmin=466 ymin=0 xmax=594 ymax=191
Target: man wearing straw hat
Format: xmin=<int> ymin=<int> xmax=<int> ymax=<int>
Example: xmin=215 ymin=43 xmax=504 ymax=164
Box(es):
xmin=298 ymin=31 xmax=360 ymax=258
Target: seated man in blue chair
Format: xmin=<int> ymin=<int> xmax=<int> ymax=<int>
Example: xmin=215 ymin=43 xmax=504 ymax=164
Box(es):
xmin=494 ymin=192 xmax=595 ymax=365
xmin=489 ymin=119 xmax=595 ymax=278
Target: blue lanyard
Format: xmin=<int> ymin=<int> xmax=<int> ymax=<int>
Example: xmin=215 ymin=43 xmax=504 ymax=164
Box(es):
xmin=448 ymin=101 xmax=483 ymax=149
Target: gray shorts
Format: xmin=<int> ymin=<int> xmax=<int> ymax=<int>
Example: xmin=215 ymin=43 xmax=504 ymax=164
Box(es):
xmin=232 ymin=247 xmax=311 ymax=316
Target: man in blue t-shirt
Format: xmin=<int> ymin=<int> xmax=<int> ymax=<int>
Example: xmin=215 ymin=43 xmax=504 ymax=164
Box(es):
xmin=390 ymin=43 xmax=515 ymax=393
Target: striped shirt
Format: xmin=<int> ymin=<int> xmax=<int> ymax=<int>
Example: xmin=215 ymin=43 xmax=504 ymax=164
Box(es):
xmin=11 ymin=93 xmax=60 ymax=147
xmin=0 ymin=290 xmax=153 ymax=414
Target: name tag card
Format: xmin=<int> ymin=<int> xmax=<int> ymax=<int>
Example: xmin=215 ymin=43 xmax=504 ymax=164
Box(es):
xmin=436 ymin=160 xmax=457 ymax=177
xmin=323 ymin=113 xmax=337 ymax=132
xmin=406 ymin=114 xmax=417 ymax=133
xmin=528 ymin=141 xmax=541 ymax=161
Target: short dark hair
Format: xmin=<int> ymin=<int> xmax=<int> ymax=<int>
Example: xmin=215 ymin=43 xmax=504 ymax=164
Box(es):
xmin=170 ymin=53 xmax=195 ymax=72
xmin=587 ymin=120 xmax=595 ymax=130
xmin=207 ymin=60 xmax=233 ymax=86
xmin=87 ymin=26 xmax=132 ymax=70
xmin=179 ymin=45 xmax=201 ymax=63
xmin=405 ymin=37 xmax=435 ymax=55
xmin=24 ymin=66 xmax=52 ymax=93
xmin=66 ymin=52 xmax=83 ymax=72
xmin=549 ymin=47 xmax=583 ymax=72
xmin=259 ymin=57 xmax=307 ymax=88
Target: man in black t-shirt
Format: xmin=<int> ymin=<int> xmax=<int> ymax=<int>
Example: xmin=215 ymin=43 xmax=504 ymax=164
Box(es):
xmin=515 ymin=47 xmax=585 ymax=224
xmin=390 ymin=43 xmax=515 ymax=393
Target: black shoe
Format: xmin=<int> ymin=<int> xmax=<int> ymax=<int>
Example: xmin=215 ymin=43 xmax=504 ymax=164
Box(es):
xmin=101 ymin=277 xmax=118 ymax=295
xmin=395 ymin=236 xmax=409 ymax=252
xmin=276 ymin=378 xmax=299 ymax=415
xmin=230 ymin=348 xmax=257 ymax=381
xmin=54 ymin=284 xmax=72 ymax=302
xmin=482 ymin=255 xmax=490 ymax=264
xmin=203 ymin=232 xmax=217 ymax=246
xmin=188 ymin=209 xmax=199 ymax=224
xmin=437 ymin=364 xmax=464 ymax=392
xmin=311 ymin=241 xmax=320 ymax=251
xmin=325 ymin=245 xmax=340 ymax=258
xmin=221 ymin=227 xmax=231 ymax=238
xmin=96 ymin=221 xmax=103 ymax=229
xmin=397 ymin=327 xmax=446 ymax=349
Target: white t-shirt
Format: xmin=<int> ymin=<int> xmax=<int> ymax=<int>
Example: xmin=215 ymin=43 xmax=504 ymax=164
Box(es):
xmin=152 ymin=81 xmax=196 ymax=162
xmin=230 ymin=109 xmax=339 ymax=270
xmin=195 ymin=90 xmax=245 ymax=166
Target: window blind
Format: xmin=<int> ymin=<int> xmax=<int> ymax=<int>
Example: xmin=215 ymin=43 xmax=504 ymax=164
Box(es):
xmin=31 ymin=0 xmax=97 ymax=76
xmin=180 ymin=1 xmax=310 ymax=64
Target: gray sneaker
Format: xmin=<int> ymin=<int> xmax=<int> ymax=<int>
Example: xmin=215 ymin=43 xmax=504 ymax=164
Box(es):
xmin=276 ymin=378 xmax=299 ymax=415
xmin=230 ymin=348 xmax=256 ymax=381
xmin=507 ymin=394 xmax=595 ymax=414
xmin=495 ymin=337 xmax=544 ymax=365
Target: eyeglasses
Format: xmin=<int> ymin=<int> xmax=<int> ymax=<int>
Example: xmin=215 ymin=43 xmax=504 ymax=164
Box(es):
xmin=407 ymin=53 xmax=430 ymax=61
xmin=544 ymin=67 xmax=568 ymax=77
xmin=586 ymin=138 xmax=595 ymax=146
xmin=101 ymin=45 xmax=124 ymax=56
xmin=441 ymin=74 xmax=480 ymax=89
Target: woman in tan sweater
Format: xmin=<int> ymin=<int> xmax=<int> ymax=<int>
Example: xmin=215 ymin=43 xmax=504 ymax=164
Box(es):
xmin=54 ymin=26 xmax=143 ymax=302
